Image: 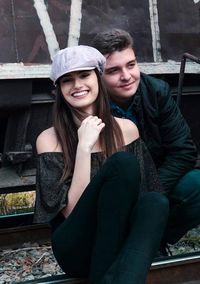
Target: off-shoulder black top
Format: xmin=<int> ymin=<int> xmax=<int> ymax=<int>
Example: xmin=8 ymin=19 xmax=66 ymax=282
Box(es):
xmin=33 ymin=138 xmax=163 ymax=224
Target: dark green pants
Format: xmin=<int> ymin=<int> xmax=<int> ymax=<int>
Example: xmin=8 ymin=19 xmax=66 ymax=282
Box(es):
xmin=51 ymin=152 xmax=169 ymax=284
xmin=164 ymin=169 xmax=200 ymax=244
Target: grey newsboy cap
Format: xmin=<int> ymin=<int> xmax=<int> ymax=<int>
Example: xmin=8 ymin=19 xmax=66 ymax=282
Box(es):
xmin=50 ymin=45 xmax=106 ymax=83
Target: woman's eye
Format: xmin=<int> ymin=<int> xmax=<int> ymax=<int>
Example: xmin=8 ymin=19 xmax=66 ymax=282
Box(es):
xmin=61 ymin=77 xmax=72 ymax=83
xmin=80 ymin=71 xmax=91 ymax=78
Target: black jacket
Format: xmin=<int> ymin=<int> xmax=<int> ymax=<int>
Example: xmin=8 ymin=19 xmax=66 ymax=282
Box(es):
xmin=111 ymin=73 xmax=197 ymax=193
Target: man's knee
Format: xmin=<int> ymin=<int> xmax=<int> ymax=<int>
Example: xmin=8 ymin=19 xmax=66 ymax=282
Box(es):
xmin=172 ymin=169 xmax=200 ymax=202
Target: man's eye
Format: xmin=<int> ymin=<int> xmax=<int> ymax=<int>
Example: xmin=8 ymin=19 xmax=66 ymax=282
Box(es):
xmin=105 ymin=69 xmax=118 ymax=75
xmin=128 ymin=61 xmax=136 ymax=69
xmin=128 ymin=63 xmax=135 ymax=68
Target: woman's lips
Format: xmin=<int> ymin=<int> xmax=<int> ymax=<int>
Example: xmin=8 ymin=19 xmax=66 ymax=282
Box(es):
xmin=72 ymin=90 xmax=88 ymax=97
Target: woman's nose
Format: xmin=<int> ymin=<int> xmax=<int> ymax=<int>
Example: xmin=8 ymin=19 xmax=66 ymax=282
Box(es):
xmin=74 ymin=78 xmax=83 ymax=88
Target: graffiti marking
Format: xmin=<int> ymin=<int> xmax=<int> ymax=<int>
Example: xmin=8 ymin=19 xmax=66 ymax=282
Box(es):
xmin=149 ymin=0 xmax=162 ymax=62
xmin=33 ymin=0 xmax=60 ymax=60
xmin=68 ymin=0 xmax=83 ymax=46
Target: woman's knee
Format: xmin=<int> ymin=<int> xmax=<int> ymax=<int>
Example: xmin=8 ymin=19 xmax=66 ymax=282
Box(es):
xmin=97 ymin=152 xmax=141 ymax=203
xmin=140 ymin=192 xmax=169 ymax=216
xmin=106 ymin=151 xmax=141 ymax=184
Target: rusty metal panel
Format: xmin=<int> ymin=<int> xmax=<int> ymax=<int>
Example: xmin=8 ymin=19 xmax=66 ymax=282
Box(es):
xmin=0 ymin=0 xmax=69 ymax=64
xmin=47 ymin=1 xmax=70 ymax=48
xmin=157 ymin=0 xmax=200 ymax=61
xmin=0 ymin=0 xmax=153 ymax=63
xmin=79 ymin=0 xmax=153 ymax=62
xmin=0 ymin=0 xmax=199 ymax=75
xmin=0 ymin=0 xmax=48 ymax=63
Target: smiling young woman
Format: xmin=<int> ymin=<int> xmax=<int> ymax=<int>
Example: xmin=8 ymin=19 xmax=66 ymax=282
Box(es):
xmin=59 ymin=70 xmax=99 ymax=114
xmin=33 ymin=45 xmax=169 ymax=284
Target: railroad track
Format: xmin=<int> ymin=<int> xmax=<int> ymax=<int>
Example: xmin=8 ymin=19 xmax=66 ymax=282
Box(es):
xmin=1 ymin=223 xmax=200 ymax=284
xmin=20 ymin=253 xmax=200 ymax=284
xmin=147 ymin=252 xmax=200 ymax=284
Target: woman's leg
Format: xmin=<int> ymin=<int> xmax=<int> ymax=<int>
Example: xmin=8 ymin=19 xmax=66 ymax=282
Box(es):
xmin=51 ymin=152 xmax=141 ymax=278
xmin=98 ymin=192 xmax=169 ymax=284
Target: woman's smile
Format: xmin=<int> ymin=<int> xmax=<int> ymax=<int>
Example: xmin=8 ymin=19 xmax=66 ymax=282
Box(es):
xmin=60 ymin=70 xmax=99 ymax=113
xmin=71 ymin=90 xmax=89 ymax=98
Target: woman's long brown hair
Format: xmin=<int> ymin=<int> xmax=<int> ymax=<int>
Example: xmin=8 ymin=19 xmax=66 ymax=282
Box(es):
xmin=53 ymin=69 xmax=124 ymax=181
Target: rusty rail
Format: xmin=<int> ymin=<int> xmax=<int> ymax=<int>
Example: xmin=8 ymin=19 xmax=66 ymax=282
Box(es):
xmin=1 ymin=223 xmax=200 ymax=284
xmin=147 ymin=252 xmax=200 ymax=283
xmin=177 ymin=53 xmax=200 ymax=106
xmin=21 ymin=252 xmax=200 ymax=284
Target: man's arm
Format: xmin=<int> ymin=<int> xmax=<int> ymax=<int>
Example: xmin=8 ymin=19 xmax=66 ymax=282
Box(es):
xmin=157 ymin=82 xmax=197 ymax=193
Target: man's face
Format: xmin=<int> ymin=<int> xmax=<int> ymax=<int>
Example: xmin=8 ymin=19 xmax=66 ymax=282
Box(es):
xmin=102 ymin=47 xmax=140 ymax=105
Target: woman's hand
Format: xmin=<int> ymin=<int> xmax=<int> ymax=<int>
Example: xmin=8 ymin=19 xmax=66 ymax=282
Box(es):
xmin=77 ymin=115 xmax=105 ymax=152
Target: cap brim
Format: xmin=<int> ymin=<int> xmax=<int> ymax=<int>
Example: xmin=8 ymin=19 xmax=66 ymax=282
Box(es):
xmin=54 ymin=66 xmax=95 ymax=83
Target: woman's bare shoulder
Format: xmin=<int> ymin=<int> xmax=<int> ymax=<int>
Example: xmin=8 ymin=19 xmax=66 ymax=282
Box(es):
xmin=36 ymin=127 xmax=62 ymax=154
xmin=114 ymin=117 xmax=139 ymax=145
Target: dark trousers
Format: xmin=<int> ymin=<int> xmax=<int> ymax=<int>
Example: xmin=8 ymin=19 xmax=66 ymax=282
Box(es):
xmin=51 ymin=152 xmax=169 ymax=284
xmin=164 ymin=169 xmax=200 ymax=244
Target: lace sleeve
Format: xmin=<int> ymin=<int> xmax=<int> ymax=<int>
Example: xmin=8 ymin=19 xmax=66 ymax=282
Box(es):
xmin=126 ymin=139 xmax=164 ymax=193
xmin=33 ymin=152 xmax=71 ymax=224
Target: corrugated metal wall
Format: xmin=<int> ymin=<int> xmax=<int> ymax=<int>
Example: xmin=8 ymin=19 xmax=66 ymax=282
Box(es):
xmin=0 ymin=0 xmax=199 ymax=76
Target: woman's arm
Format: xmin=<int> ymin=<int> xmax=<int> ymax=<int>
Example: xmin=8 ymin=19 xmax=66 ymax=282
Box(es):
xmin=35 ymin=117 xmax=104 ymax=219
xmin=62 ymin=144 xmax=91 ymax=217
xmin=62 ymin=116 xmax=105 ymax=217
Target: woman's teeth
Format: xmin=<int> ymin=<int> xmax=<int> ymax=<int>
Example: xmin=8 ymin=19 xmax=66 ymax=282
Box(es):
xmin=72 ymin=91 xmax=88 ymax=97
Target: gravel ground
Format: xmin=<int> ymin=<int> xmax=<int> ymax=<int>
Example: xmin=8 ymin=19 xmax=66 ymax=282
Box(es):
xmin=0 ymin=242 xmax=64 ymax=284
xmin=169 ymin=226 xmax=200 ymax=255
xmin=1 ymin=226 xmax=200 ymax=284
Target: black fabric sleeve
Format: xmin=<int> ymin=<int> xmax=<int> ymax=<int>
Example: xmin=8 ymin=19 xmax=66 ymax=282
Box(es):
xmin=33 ymin=153 xmax=71 ymax=224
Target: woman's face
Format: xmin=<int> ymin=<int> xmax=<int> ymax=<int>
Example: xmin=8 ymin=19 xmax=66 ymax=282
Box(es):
xmin=59 ymin=70 xmax=99 ymax=114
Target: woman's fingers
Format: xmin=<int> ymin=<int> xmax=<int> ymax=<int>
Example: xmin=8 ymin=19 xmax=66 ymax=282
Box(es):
xmin=78 ymin=116 xmax=105 ymax=151
xmin=82 ymin=116 xmax=103 ymax=127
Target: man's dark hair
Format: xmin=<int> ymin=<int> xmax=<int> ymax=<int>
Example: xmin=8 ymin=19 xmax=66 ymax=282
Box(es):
xmin=91 ymin=28 xmax=134 ymax=55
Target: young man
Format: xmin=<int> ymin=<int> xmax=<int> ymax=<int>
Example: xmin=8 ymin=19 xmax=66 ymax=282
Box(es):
xmin=92 ymin=28 xmax=200 ymax=250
